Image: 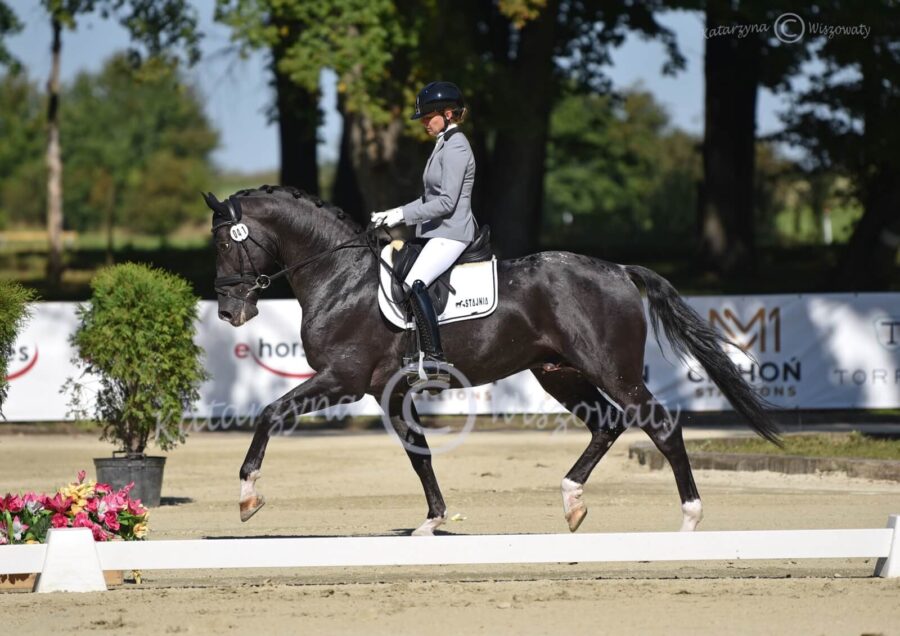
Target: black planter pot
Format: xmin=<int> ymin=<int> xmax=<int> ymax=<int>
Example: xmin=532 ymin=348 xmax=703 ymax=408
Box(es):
xmin=93 ymin=455 xmax=166 ymax=507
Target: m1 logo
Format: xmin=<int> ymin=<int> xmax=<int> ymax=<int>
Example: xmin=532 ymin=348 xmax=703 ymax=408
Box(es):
xmin=709 ymin=307 xmax=781 ymax=354
xmin=5 ymin=344 xmax=39 ymax=380
xmin=234 ymin=339 xmax=315 ymax=379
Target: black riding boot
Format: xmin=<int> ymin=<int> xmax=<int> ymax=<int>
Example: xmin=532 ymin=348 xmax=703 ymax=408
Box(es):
xmin=405 ymin=280 xmax=451 ymax=385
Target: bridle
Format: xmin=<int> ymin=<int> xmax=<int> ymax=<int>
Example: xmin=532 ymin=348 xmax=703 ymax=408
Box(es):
xmin=210 ymin=196 xmax=400 ymax=302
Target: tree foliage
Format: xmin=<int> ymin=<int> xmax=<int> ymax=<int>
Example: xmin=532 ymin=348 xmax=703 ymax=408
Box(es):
xmin=40 ymin=0 xmax=201 ymax=67
xmin=0 ymin=1 xmax=21 ymax=71
xmin=543 ymin=88 xmax=700 ymax=248
xmin=67 ymin=263 xmax=208 ymax=454
xmin=0 ymin=55 xmax=218 ymax=235
xmin=778 ymin=1 xmax=900 ymax=287
xmin=62 ymin=54 xmax=217 ymax=235
xmin=0 ymin=71 xmax=46 ymax=228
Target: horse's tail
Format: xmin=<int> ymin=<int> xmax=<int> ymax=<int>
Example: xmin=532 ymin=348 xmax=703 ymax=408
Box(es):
xmin=623 ymin=265 xmax=781 ymax=446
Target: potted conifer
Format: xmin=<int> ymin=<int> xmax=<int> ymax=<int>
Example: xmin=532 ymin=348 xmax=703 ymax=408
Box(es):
xmin=65 ymin=263 xmax=208 ymax=506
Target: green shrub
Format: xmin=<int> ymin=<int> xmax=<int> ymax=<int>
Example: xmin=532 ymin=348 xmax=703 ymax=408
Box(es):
xmin=66 ymin=263 xmax=208 ymax=454
xmin=0 ymin=281 xmax=35 ymax=415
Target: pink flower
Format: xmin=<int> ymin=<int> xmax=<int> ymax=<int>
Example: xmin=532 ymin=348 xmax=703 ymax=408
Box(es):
xmin=120 ymin=482 xmax=135 ymax=497
xmin=10 ymin=516 xmax=28 ymax=541
xmin=4 ymin=494 xmax=24 ymax=514
xmin=72 ymin=512 xmax=91 ymax=528
xmin=94 ymin=483 xmax=111 ymax=496
xmin=103 ymin=493 xmax=124 ymax=514
xmin=77 ymin=470 xmax=86 ymax=483
xmin=90 ymin=523 xmax=110 ymax=541
xmin=1 ymin=516 xmax=28 ymax=542
xmin=44 ymin=493 xmax=72 ymax=514
xmin=51 ymin=513 xmax=69 ymax=528
xmin=103 ymin=511 xmax=120 ymax=532
xmin=24 ymin=495 xmax=44 ymax=516
xmin=127 ymin=499 xmax=146 ymax=516
xmin=85 ymin=498 xmax=99 ymax=515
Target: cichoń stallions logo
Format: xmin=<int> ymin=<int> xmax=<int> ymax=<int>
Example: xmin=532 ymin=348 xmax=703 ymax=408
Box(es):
xmin=5 ymin=343 xmax=39 ymax=381
xmin=233 ymin=338 xmax=315 ymax=379
xmin=690 ymin=306 xmax=800 ymax=400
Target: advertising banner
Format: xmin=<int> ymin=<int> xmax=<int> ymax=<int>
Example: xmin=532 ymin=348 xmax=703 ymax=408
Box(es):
xmin=3 ymin=293 xmax=899 ymax=421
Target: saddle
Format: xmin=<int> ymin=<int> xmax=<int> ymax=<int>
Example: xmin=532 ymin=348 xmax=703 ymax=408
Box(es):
xmin=389 ymin=225 xmax=493 ymax=315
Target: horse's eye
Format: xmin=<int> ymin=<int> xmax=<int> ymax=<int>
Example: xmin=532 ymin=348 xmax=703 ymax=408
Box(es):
xmin=217 ymin=241 xmax=231 ymax=252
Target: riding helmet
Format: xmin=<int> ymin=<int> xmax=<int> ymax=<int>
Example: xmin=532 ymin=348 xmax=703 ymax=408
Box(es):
xmin=411 ymin=81 xmax=465 ymax=120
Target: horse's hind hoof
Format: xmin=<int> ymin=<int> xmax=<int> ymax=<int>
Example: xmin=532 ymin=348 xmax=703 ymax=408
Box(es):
xmin=566 ymin=505 xmax=587 ymax=533
xmin=239 ymin=494 xmax=266 ymax=522
xmin=411 ymin=514 xmax=447 ymax=536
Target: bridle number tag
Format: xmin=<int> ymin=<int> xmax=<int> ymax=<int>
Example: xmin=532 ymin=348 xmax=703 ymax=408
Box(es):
xmin=230 ymin=223 xmax=249 ymax=242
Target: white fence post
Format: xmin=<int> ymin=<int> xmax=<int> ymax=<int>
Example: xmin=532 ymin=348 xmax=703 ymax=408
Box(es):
xmin=874 ymin=514 xmax=899 ymax=578
xmin=34 ymin=528 xmax=107 ymax=593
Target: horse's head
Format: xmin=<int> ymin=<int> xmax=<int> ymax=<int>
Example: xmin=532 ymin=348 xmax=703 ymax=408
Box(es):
xmin=204 ymin=192 xmax=278 ymax=327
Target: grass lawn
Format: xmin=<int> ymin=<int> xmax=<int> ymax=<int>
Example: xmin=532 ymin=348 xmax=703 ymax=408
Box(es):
xmin=687 ymin=432 xmax=900 ymax=461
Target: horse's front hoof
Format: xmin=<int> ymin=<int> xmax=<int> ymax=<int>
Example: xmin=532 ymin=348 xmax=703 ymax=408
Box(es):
xmin=239 ymin=494 xmax=266 ymax=522
xmin=680 ymin=499 xmax=703 ymax=532
xmin=565 ymin=504 xmax=587 ymax=533
xmin=561 ymin=478 xmax=587 ymax=532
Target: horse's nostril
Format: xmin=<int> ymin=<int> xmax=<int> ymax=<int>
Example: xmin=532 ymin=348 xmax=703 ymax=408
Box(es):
xmin=219 ymin=310 xmax=233 ymax=322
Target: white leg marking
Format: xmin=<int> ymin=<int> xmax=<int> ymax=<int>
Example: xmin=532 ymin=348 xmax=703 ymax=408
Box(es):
xmin=240 ymin=470 xmax=260 ymax=501
xmin=680 ymin=499 xmax=703 ymax=532
xmin=561 ymin=478 xmax=588 ymax=532
xmin=412 ymin=514 xmax=447 ymax=536
xmin=239 ymin=470 xmax=265 ymax=522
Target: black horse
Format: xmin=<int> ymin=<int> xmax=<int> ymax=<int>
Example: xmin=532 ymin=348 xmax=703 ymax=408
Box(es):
xmin=206 ymin=186 xmax=779 ymax=536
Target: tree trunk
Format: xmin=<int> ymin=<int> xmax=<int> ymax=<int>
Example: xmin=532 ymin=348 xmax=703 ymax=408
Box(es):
xmin=45 ymin=18 xmax=64 ymax=288
xmin=482 ymin=0 xmax=559 ymax=258
xmin=332 ymin=95 xmax=426 ymax=224
xmin=836 ymin=183 xmax=899 ymax=290
xmin=699 ymin=0 xmax=761 ymax=275
xmin=331 ymin=103 xmax=365 ymax=224
xmin=271 ymin=32 xmax=319 ymax=194
xmin=835 ymin=52 xmax=899 ymax=290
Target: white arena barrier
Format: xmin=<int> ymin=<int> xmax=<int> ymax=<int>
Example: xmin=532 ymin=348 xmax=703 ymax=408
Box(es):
xmin=2 ymin=516 xmax=897 ymax=593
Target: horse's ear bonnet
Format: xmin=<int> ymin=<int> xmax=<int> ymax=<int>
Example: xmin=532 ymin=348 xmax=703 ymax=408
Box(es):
xmin=204 ymin=192 xmax=243 ymax=230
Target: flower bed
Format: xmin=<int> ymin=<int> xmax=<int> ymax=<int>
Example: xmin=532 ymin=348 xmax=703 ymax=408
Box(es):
xmin=0 ymin=470 xmax=149 ymax=545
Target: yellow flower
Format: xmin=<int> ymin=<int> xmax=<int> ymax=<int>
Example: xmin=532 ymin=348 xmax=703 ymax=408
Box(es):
xmin=59 ymin=482 xmax=93 ymax=502
xmin=133 ymin=523 xmax=148 ymax=539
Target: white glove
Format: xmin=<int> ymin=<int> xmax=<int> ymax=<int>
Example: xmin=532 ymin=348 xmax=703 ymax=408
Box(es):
xmin=370 ymin=207 xmax=405 ymax=228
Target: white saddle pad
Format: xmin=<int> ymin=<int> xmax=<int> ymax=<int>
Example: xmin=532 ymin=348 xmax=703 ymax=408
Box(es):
xmin=377 ymin=243 xmax=499 ymax=330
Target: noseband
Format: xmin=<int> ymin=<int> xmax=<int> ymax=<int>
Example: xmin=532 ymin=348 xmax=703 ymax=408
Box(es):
xmin=212 ymin=197 xmax=281 ymax=301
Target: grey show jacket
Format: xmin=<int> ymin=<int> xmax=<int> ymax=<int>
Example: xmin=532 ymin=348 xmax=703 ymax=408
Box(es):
xmin=401 ymin=128 xmax=477 ymax=242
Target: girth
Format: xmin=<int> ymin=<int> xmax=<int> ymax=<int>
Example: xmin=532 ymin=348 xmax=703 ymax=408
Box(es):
xmin=390 ymin=225 xmax=493 ymax=315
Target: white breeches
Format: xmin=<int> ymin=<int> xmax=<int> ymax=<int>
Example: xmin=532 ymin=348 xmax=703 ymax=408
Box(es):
xmin=404 ymin=237 xmax=469 ymax=287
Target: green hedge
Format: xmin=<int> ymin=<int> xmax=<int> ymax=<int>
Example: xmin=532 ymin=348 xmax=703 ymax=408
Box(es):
xmin=67 ymin=263 xmax=208 ymax=454
xmin=0 ymin=281 xmax=35 ymax=415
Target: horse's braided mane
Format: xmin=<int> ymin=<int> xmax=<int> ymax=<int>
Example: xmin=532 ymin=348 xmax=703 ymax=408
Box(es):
xmin=235 ymin=184 xmax=361 ymax=233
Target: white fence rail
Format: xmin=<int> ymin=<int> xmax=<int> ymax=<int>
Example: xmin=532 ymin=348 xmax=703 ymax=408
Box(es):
xmin=3 ymin=515 xmax=897 ymax=592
